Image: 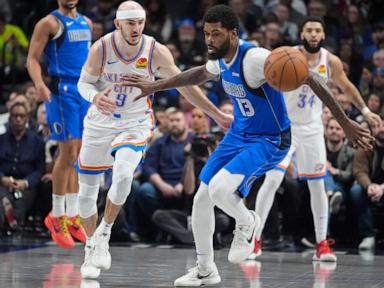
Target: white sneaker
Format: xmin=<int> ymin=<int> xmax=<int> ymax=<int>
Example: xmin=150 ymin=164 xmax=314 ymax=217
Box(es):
xmin=81 ymin=245 xmax=100 ymax=279
xmin=358 ymin=237 xmax=375 ymax=250
xmin=80 ymin=279 xmax=100 ymax=288
xmin=92 ymin=232 xmax=111 ymax=270
xmin=228 ymin=211 xmax=260 ymax=264
xmin=174 ymin=263 xmax=221 ymax=287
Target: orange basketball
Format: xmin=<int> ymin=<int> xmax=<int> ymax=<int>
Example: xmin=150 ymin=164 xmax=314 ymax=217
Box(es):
xmin=264 ymin=46 xmax=309 ymax=92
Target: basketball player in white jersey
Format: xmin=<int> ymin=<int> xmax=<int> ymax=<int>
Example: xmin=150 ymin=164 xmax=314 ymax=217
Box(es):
xmin=251 ymin=16 xmax=381 ymax=262
xmin=76 ymin=1 xmax=232 ymax=279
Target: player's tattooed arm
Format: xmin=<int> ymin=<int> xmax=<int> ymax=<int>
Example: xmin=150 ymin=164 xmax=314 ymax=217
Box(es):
xmin=305 ymin=72 xmax=347 ymax=124
xmin=305 ymin=72 xmax=374 ymax=150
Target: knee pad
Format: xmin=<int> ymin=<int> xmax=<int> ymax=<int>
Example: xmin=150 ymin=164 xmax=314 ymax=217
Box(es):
xmin=78 ymin=183 xmax=99 ymax=219
xmin=107 ymin=159 xmax=135 ymax=205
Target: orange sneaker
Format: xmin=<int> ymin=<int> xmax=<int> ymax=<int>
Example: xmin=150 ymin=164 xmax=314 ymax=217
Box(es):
xmin=67 ymin=215 xmax=87 ymax=243
xmin=44 ymin=213 xmax=75 ymax=249
xmin=313 ymin=239 xmax=337 ymax=262
xmin=247 ymin=239 xmax=262 ymax=260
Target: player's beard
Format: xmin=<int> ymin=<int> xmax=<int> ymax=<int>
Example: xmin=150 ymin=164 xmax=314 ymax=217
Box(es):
xmin=302 ymin=38 xmax=323 ymax=54
xmin=207 ymin=37 xmax=231 ymax=60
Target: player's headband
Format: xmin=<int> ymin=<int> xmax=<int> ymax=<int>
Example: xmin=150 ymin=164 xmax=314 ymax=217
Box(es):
xmin=116 ymin=10 xmax=146 ymax=20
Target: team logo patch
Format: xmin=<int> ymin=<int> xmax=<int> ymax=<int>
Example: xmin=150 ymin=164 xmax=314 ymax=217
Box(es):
xmin=318 ymin=64 xmax=326 ymax=74
xmin=53 ymin=122 xmax=63 ymax=135
xmin=136 ymin=57 xmax=148 ymax=68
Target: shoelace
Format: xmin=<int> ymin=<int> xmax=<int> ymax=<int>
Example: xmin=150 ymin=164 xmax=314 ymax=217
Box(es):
xmin=68 ymin=216 xmax=81 ymax=227
xmin=58 ymin=217 xmax=70 ymax=237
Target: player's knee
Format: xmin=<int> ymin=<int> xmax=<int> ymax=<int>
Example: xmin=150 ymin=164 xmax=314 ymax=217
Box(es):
xmin=78 ymin=182 xmax=99 ymax=218
xmin=108 ymin=160 xmax=135 ymax=205
xmin=208 ymin=176 xmax=226 ymax=203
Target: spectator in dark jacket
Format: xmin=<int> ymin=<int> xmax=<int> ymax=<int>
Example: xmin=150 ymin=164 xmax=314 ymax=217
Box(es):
xmin=0 ymin=102 xmax=44 ymax=229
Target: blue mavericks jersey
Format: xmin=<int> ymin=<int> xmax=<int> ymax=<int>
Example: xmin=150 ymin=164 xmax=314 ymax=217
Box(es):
xmin=219 ymin=41 xmax=290 ymax=135
xmin=44 ymin=10 xmax=91 ymax=78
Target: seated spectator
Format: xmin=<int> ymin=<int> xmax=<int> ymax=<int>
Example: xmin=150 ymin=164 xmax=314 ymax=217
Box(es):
xmin=372 ymin=67 xmax=384 ymax=92
xmin=0 ymin=102 xmax=44 ymax=230
xmin=0 ymin=12 xmax=29 ymax=86
xmin=190 ymin=107 xmax=210 ymax=134
xmin=322 ymin=106 xmax=333 ymax=128
xmin=353 ymin=115 xmax=384 ymax=250
xmin=152 ymin=131 xmax=230 ymax=246
xmin=273 ymin=3 xmax=298 ymax=43
xmin=87 ymin=0 xmax=116 ymax=33
xmin=324 ymin=118 xmax=356 ymax=215
xmin=366 ymin=92 xmax=383 ymax=114
xmin=128 ymin=109 xmax=192 ymax=239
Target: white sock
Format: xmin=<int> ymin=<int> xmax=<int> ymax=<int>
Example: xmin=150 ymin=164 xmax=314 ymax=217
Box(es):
xmin=192 ymin=184 xmax=215 ymax=268
xmin=96 ymin=218 xmax=113 ymax=234
xmin=65 ymin=193 xmax=78 ymax=218
xmin=308 ymin=180 xmax=328 ymax=243
xmin=52 ymin=194 xmax=65 ymax=217
xmin=255 ymin=169 xmax=285 ymax=239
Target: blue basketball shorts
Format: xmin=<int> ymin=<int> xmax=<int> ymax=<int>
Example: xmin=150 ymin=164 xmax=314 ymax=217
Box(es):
xmin=199 ymin=128 xmax=291 ymax=197
xmin=45 ymin=77 xmax=90 ymax=141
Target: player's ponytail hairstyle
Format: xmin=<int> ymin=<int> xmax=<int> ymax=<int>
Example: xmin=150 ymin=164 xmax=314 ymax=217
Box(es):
xmin=203 ymin=5 xmax=239 ymax=32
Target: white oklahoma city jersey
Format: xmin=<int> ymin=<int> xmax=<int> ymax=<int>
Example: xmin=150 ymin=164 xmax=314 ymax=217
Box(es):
xmin=284 ymin=47 xmax=331 ymax=125
xmin=273 ymin=47 xmax=331 ymax=179
xmin=77 ymin=33 xmax=156 ymax=174
xmin=90 ymin=32 xmax=156 ymax=120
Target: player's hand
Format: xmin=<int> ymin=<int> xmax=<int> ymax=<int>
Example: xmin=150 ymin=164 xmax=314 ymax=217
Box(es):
xmin=342 ymin=118 xmax=374 ymax=150
xmin=215 ymin=111 xmax=233 ymax=131
xmin=121 ymin=74 xmax=157 ymax=101
xmin=36 ymin=83 xmax=51 ymax=102
xmin=364 ymin=111 xmax=382 ymax=128
xmin=93 ymin=89 xmax=115 ymax=115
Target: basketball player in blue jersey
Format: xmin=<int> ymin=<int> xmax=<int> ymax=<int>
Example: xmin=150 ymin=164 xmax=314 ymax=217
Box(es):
xmin=27 ymin=0 xmax=92 ymax=249
xmin=126 ymin=5 xmax=373 ymax=286
xmin=250 ymin=16 xmax=382 ymax=263
xmin=75 ymin=1 xmax=231 ymax=280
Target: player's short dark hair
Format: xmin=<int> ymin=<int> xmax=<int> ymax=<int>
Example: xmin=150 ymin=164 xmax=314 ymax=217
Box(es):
xmin=203 ymin=5 xmax=239 ymax=32
xmin=300 ymin=16 xmax=325 ymax=33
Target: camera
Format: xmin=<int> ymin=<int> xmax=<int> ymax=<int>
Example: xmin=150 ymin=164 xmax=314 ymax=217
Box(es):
xmin=190 ymin=132 xmax=216 ymax=158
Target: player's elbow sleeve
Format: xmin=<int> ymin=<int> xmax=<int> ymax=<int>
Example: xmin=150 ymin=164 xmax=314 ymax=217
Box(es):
xmin=78 ymin=68 xmax=100 ymax=103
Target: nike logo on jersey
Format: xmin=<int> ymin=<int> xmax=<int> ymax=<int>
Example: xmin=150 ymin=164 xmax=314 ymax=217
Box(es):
xmin=232 ymin=72 xmax=239 ymax=77
xmin=81 ymin=21 xmax=87 ymax=25
xmin=66 ymin=21 xmax=74 ymax=26
xmin=107 ymin=59 xmax=119 ymax=65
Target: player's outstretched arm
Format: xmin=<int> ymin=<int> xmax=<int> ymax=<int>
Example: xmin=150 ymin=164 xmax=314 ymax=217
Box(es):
xmin=77 ymin=40 xmax=115 ymax=115
xmin=124 ymin=42 xmax=232 ymax=130
xmin=329 ymin=54 xmax=381 ymax=127
xmin=305 ymin=72 xmax=374 ymax=150
xmin=27 ymin=16 xmax=58 ymax=102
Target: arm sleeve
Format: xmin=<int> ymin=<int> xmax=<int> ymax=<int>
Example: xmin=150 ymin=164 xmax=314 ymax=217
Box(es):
xmin=205 ymin=60 xmax=220 ymax=75
xmin=77 ymin=68 xmax=100 ymax=103
xmin=243 ymin=47 xmax=270 ymax=88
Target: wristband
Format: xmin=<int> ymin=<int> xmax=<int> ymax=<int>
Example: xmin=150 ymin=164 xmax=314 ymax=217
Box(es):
xmin=362 ymin=107 xmax=371 ymax=116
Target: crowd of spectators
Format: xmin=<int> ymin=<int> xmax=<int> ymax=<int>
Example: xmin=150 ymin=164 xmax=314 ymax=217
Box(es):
xmin=0 ymin=0 xmax=384 ymax=251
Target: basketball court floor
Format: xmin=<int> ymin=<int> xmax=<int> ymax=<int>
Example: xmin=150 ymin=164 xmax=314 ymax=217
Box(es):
xmin=1 ymin=238 xmax=383 ymax=288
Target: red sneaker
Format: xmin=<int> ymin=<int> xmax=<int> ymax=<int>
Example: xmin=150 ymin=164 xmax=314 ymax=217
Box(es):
xmin=247 ymin=239 xmax=262 ymax=260
xmin=67 ymin=215 xmax=87 ymax=243
xmin=44 ymin=213 xmax=75 ymax=249
xmin=313 ymin=239 xmax=337 ymax=262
